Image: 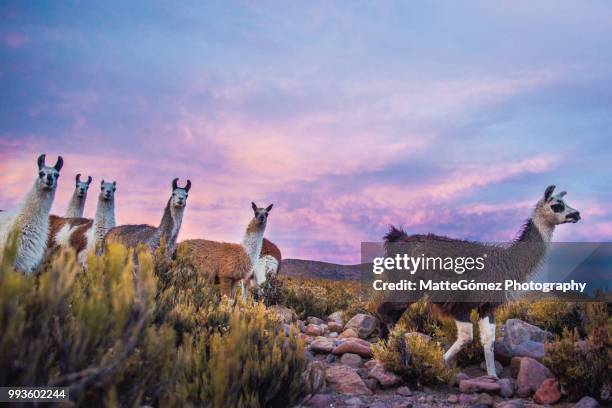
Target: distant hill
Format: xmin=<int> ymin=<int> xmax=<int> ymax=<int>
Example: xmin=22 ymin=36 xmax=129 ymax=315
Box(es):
xmin=280 ymin=258 xmax=362 ymax=281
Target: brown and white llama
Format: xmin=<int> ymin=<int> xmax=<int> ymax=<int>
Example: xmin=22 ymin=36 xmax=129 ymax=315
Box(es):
xmin=64 ymin=173 xmax=92 ymax=218
xmin=179 ymin=202 xmax=273 ymax=298
xmin=250 ymin=238 xmax=282 ymax=286
xmin=0 ymin=154 xmax=64 ymax=274
xmin=375 ymin=185 xmax=581 ymax=377
xmin=104 ymin=178 xmax=190 ymax=258
xmin=49 ymin=180 xmax=116 ymax=265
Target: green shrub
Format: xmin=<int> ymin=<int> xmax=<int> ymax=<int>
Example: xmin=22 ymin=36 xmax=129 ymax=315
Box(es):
xmin=373 ymin=326 xmax=453 ymax=387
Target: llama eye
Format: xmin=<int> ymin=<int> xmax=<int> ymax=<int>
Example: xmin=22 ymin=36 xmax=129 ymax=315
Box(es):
xmin=551 ymin=203 xmax=565 ymax=213
xmin=39 ymin=172 xmax=44 ymax=178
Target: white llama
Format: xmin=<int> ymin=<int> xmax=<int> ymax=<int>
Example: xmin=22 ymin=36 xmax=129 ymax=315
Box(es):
xmin=64 ymin=173 xmax=92 ymax=218
xmin=0 ymin=154 xmax=64 ymax=274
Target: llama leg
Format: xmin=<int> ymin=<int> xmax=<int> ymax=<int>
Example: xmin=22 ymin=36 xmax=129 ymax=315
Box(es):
xmin=443 ymin=320 xmax=473 ymax=363
xmin=479 ymin=316 xmax=498 ymax=378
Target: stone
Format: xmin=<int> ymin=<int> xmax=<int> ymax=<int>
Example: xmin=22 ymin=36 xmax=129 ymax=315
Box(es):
xmin=533 ymin=378 xmax=561 ymax=404
xmin=304 ymin=393 xmax=333 ymax=408
xmin=340 ymin=353 xmax=363 ymax=368
xmin=328 ymin=311 xmax=344 ymax=325
xmin=572 ymin=396 xmax=600 ymax=408
xmin=344 ymin=314 xmax=378 ymax=339
xmin=453 ymin=372 xmax=470 ymax=386
xmin=345 ymin=396 xmax=364 ymax=406
xmin=369 ymin=402 xmax=387 ymax=408
xmin=302 ymin=361 xmax=326 ymax=395
xmin=516 ymin=357 xmax=553 ymax=397
xmin=357 ymin=368 xmax=370 ymax=379
xmin=329 ymin=332 xmax=338 ymax=338
xmin=475 ymin=392 xmax=495 ymax=407
xmin=404 ymin=332 xmax=431 ymax=343
xmin=310 ymin=336 xmax=335 ymax=353
xmin=494 ymin=340 xmax=514 ymax=364
xmin=495 ymin=400 xmax=525 ymax=408
xmin=328 ymin=321 xmax=343 ymax=333
xmin=447 ymin=394 xmax=459 ymax=404
xmin=268 ymin=305 xmax=296 ymax=323
xmin=479 ymin=360 xmax=503 ymax=377
xmin=367 ymin=361 xmax=402 ymax=388
xmin=498 ymin=378 xmax=514 ymax=398
xmin=501 ymin=319 xmax=553 ymax=349
xmin=364 ymin=378 xmax=379 ymax=391
xmin=512 ymin=340 xmax=545 ymax=361
xmin=459 ymin=376 xmax=501 ymax=394
xmin=425 ymin=395 xmax=434 ymax=403
xmin=396 ymin=386 xmax=412 ymax=396
xmin=392 ymin=399 xmax=415 ymax=408
xmin=308 ymin=316 xmax=325 ymax=325
xmin=325 ymin=354 xmax=337 ymax=364
xmin=332 ymin=339 xmax=373 ymax=358
xmin=304 ymin=324 xmax=324 ymax=336
xmin=339 ymin=328 xmax=359 ymax=339
xmin=458 ymin=393 xmax=478 ymax=404
xmin=325 ymin=364 xmax=372 ymax=396
xmin=509 ymin=357 xmax=522 ymax=378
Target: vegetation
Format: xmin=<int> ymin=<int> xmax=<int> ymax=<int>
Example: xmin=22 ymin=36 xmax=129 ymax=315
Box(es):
xmin=0 ymin=237 xmax=305 ymax=407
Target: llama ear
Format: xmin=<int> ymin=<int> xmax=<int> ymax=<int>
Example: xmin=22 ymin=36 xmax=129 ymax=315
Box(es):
xmin=76 ymin=173 xmax=81 ymax=183
xmin=265 ymin=204 xmax=273 ymax=212
xmin=54 ymin=156 xmax=64 ymax=171
xmin=251 ymin=202 xmax=258 ymax=212
xmin=37 ymin=154 xmax=46 ymax=170
xmin=185 ymin=179 xmax=191 ymax=192
xmin=544 ymin=185 xmax=556 ymax=202
xmin=87 ymin=176 xmax=92 ymax=185
xmin=101 ymin=179 xmax=105 ymax=186
xmin=555 ymin=191 xmax=567 ymax=199
xmin=172 ymin=178 xmax=179 ymax=190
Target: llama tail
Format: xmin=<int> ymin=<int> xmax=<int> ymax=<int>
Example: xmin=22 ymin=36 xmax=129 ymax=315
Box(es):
xmin=383 ymin=225 xmax=408 ymax=243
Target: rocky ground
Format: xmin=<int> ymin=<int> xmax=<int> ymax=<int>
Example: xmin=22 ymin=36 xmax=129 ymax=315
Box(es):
xmin=268 ymin=306 xmax=603 ymax=408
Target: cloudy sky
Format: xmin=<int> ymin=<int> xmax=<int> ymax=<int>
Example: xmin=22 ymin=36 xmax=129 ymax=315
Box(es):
xmin=1 ymin=1 xmax=611 ymax=263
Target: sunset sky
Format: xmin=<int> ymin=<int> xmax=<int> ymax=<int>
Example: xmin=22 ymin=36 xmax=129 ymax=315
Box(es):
xmin=1 ymin=1 xmax=611 ymax=263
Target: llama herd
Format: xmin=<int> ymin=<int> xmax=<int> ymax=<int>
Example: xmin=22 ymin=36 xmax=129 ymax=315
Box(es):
xmin=0 ymin=153 xmax=584 ymax=378
xmin=0 ymin=154 xmax=281 ymax=296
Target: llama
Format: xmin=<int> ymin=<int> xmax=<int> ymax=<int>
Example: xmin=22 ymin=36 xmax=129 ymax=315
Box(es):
xmin=104 ymin=178 xmax=190 ymax=258
xmin=375 ymin=185 xmax=581 ymax=377
xmin=250 ymin=238 xmax=282 ymax=286
xmin=0 ymin=154 xmax=64 ymax=274
xmin=49 ymin=180 xmax=116 ymax=265
xmin=64 ymin=173 xmax=92 ymax=218
xmin=179 ymin=202 xmax=273 ymax=298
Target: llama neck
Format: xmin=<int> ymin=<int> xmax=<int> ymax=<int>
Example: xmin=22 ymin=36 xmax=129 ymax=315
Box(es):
xmin=507 ymin=216 xmax=554 ymax=282
xmin=64 ymin=190 xmax=86 ymax=218
xmin=157 ymin=199 xmax=183 ymax=253
xmin=15 ymin=182 xmax=55 ymax=239
xmin=93 ymin=197 xmax=115 ymax=245
xmin=241 ymin=219 xmax=265 ymax=265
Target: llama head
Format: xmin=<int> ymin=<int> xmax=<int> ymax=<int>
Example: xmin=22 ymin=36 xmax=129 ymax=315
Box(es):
xmin=251 ymin=202 xmax=273 ymax=225
xmin=535 ymin=185 xmax=581 ymax=226
xmin=36 ymin=154 xmax=63 ymax=191
xmin=100 ymin=180 xmax=116 ymax=201
xmin=75 ymin=174 xmax=93 ymax=197
xmin=170 ymin=178 xmax=191 ymax=209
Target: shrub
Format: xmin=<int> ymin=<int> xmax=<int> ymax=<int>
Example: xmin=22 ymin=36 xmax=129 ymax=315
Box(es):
xmin=373 ymin=326 xmax=453 ymax=387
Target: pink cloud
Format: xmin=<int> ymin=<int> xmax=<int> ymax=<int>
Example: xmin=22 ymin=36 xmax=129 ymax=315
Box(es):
xmin=3 ymin=33 xmax=29 ymax=48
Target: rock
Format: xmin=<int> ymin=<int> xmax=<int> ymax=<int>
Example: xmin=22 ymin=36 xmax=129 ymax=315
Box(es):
xmin=533 ymin=378 xmax=561 ymax=404
xmin=304 ymin=349 xmax=315 ymax=361
xmin=502 ymin=319 xmax=553 ymax=349
xmin=310 ymin=336 xmax=335 ymax=353
xmin=512 ymin=340 xmax=545 ymax=361
xmin=325 ymin=354 xmax=337 ymax=364
xmin=364 ymin=359 xmax=378 ymax=369
xmin=340 ymin=328 xmax=359 ymax=339
xmin=572 ymin=396 xmax=600 ymax=408
xmin=453 ymin=372 xmax=471 ymax=386
xmin=516 ymin=357 xmax=553 ymax=397
xmin=345 ymin=396 xmax=364 ymax=406
xmin=341 ymin=353 xmax=363 ymax=368
xmin=304 ymin=393 xmax=333 ymax=408
xmin=392 ymin=400 xmax=414 ymax=408
xmin=479 ymin=360 xmax=503 ymax=377
xmin=367 ymin=361 xmax=402 ymax=388
xmin=302 ymin=361 xmax=326 ymax=395
xmin=459 ymin=376 xmax=501 ymax=394
xmin=458 ymin=393 xmax=478 ymax=404
xmin=495 ymin=400 xmax=525 ymax=408
xmin=329 ymin=332 xmax=338 ymax=338
xmin=320 ymin=323 xmax=328 ymax=333
xmin=494 ymin=340 xmax=514 ymax=364
xmin=357 ymin=368 xmax=370 ymax=379
xmin=308 ymin=316 xmax=325 ymax=325
xmin=475 ymin=392 xmax=495 ymax=407
xmin=304 ymin=324 xmax=324 ymax=336
xmin=369 ymin=402 xmax=387 ymax=408
xmin=328 ymin=321 xmax=343 ymax=333
xmin=404 ymin=332 xmax=431 ymax=343
xmin=364 ymin=378 xmax=379 ymax=391
xmin=325 ymin=364 xmax=372 ymax=396
xmin=425 ymin=395 xmax=434 ymax=403
xmin=447 ymin=394 xmax=459 ymax=404
xmin=332 ymin=339 xmax=373 ymax=358
xmin=269 ymin=305 xmax=296 ymax=323
xmin=509 ymin=357 xmax=522 ymax=378
xmin=328 ymin=311 xmax=344 ymax=325
xmin=498 ymin=378 xmax=514 ymax=398
xmin=396 ymin=386 xmax=412 ymax=396
xmin=344 ymin=314 xmax=378 ymax=339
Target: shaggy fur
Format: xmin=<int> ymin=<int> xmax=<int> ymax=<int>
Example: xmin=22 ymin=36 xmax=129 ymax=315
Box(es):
xmin=375 ymin=185 xmax=581 ymax=377
xmin=64 ymin=173 xmax=92 ymax=218
xmin=0 ymin=154 xmax=63 ymax=274
xmin=251 ymin=238 xmax=282 ymax=285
